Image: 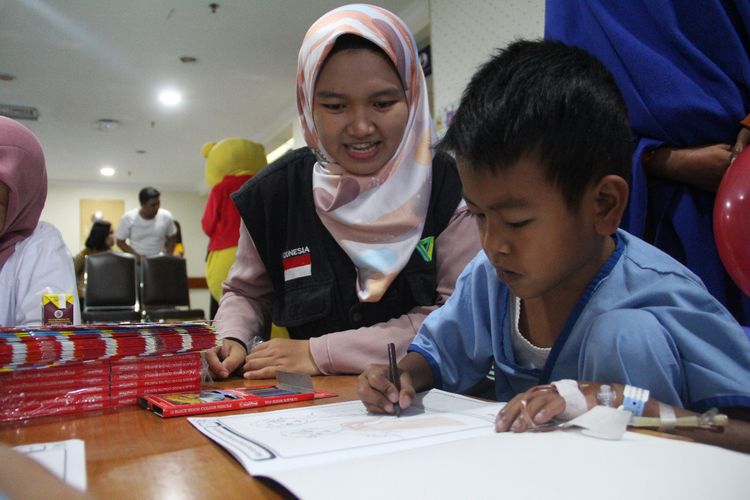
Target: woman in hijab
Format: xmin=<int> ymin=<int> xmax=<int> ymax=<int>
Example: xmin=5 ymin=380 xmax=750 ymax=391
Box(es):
xmin=206 ymin=4 xmax=479 ymax=379
xmin=0 ymin=116 xmax=80 ymax=326
xmin=73 ymin=220 xmax=114 ymax=303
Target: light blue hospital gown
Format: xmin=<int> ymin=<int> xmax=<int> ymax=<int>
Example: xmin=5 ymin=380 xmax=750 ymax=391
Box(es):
xmin=410 ymin=230 xmax=750 ymax=411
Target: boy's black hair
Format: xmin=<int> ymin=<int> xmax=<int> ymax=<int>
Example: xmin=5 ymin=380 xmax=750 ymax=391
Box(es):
xmin=85 ymin=220 xmax=111 ymax=251
xmin=138 ymin=186 xmax=160 ymax=205
xmin=438 ymin=39 xmax=632 ymax=209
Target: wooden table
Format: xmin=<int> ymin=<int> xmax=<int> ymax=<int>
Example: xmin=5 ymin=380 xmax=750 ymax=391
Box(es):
xmin=0 ymin=376 xmax=360 ymax=499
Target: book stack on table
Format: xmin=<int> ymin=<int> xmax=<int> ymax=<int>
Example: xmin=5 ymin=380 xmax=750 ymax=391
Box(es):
xmin=0 ymin=322 xmax=217 ymax=421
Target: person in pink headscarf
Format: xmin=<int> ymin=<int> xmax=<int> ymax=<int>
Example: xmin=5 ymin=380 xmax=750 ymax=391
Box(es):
xmin=206 ymin=4 xmax=480 ymax=380
xmin=0 ymin=116 xmax=80 ymax=326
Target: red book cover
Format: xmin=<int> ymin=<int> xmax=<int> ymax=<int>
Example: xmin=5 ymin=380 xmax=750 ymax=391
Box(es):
xmin=140 ymin=384 xmax=337 ymax=418
xmin=0 ymin=400 xmax=111 ymax=421
xmin=111 ymin=374 xmax=200 ymax=390
xmin=110 ymin=353 xmax=201 ymax=373
xmin=0 ymin=360 xmax=108 ymax=381
xmin=0 ymin=386 xmax=109 ymax=404
xmin=111 ymin=380 xmax=202 ymax=400
xmin=1 ymin=375 xmax=110 ymax=393
xmin=111 ymin=366 xmax=200 ymax=383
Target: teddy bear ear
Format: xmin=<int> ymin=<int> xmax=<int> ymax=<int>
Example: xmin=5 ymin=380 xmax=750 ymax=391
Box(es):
xmin=201 ymin=142 xmax=215 ymax=158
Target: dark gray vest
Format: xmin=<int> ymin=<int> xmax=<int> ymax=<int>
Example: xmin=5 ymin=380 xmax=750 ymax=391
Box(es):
xmin=233 ymin=147 xmax=463 ymax=340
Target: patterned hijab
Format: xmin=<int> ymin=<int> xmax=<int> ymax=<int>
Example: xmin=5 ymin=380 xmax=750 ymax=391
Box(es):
xmin=297 ymin=3 xmax=435 ymax=302
xmin=0 ymin=116 xmax=47 ymax=267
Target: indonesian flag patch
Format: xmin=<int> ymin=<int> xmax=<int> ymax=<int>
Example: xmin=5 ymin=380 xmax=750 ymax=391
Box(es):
xmin=282 ymin=246 xmax=312 ymax=281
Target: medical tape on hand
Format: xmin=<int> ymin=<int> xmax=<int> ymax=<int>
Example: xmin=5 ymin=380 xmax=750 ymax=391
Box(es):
xmin=551 ymin=379 xmax=588 ymax=421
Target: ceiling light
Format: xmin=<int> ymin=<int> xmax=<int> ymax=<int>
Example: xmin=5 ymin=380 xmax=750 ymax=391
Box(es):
xmin=158 ymin=89 xmax=182 ymax=107
xmin=100 ymin=166 xmax=115 ymax=176
xmin=0 ymin=103 xmax=39 ymax=121
xmin=95 ymin=119 xmax=120 ymax=131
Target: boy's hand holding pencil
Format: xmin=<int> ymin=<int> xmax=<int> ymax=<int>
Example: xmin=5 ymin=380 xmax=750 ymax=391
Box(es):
xmin=357 ymin=346 xmax=416 ymax=415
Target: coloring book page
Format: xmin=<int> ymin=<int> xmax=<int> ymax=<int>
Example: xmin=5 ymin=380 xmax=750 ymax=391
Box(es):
xmin=189 ymin=389 xmax=503 ymax=474
xmin=189 ymin=389 xmax=750 ymax=500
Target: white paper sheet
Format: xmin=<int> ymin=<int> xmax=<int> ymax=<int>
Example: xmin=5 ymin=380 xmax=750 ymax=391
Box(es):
xmin=190 ymin=389 xmax=750 ymax=499
xmin=272 ymin=431 xmax=750 ymax=500
xmin=189 ymin=389 xmax=503 ymax=474
xmin=13 ymin=438 xmax=87 ymax=492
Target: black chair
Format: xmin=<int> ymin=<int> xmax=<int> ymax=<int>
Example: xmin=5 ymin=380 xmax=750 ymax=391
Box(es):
xmin=140 ymin=255 xmax=205 ymax=322
xmin=82 ymin=252 xmax=141 ymax=323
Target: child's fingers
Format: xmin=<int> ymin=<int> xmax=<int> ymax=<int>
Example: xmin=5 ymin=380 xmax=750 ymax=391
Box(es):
xmin=496 ymin=390 xmax=562 ymax=432
xmin=530 ymin=394 xmax=566 ymax=424
xmin=397 ymin=372 xmax=415 ymax=410
xmin=496 ymin=401 xmax=522 ymax=432
xmin=357 ymin=366 xmax=396 ymax=414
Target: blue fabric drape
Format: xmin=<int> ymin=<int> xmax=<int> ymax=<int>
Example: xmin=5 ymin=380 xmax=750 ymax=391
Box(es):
xmin=545 ymin=0 xmax=750 ymax=324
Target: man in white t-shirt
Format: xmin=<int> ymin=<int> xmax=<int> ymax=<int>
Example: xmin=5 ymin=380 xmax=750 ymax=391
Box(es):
xmin=115 ymin=187 xmax=177 ymax=257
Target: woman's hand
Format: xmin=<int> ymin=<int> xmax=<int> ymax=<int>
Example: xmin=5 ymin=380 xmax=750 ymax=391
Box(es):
xmin=204 ymin=339 xmax=247 ymax=379
xmin=733 ymin=126 xmax=750 ymax=160
xmin=242 ymin=338 xmax=321 ymax=379
xmin=643 ymin=144 xmax=733 ymax=192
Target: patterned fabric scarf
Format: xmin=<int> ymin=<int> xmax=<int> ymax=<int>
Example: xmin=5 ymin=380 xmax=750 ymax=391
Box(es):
xmin=0 ymin=116 xmax=47 ymax=267
xmin=297 ymin=3 xmax=435 ymax=302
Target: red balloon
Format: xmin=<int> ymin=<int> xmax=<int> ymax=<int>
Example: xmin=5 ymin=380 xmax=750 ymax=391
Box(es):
xmin=714 ymin=148 xmax=750 ymax=297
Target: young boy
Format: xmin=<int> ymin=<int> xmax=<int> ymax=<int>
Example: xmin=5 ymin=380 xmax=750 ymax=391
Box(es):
xmin=358 ymin=40 xmax=750 ymax=453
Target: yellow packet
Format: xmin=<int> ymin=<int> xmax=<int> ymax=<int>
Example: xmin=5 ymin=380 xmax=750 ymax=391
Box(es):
xmin=42 ymin=294 xmax=74 ymax=325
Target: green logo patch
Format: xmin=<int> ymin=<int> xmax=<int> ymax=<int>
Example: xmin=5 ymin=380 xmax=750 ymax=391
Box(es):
xmin=416 ymin=236 xmax=435 ymax=262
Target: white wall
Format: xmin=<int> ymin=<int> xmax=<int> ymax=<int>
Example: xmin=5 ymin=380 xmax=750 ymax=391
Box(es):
xmin=430 ymin=0 xmax=545 ymax=119
xmin=35 ymin=0 xmax=544 ymax=319
xmin=42 ymin=182 xmax=211 ymax=314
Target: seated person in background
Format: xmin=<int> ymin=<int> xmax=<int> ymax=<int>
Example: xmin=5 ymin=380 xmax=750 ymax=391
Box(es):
xmin=0 ymin=116 xmax=80 ymax=326
xmin=115 ymin=186 xmax=177 ymax=258
xmin=73 ymin=219 xmax=114 ymax=303
xmin=358 ymin=40 xmax=750 ymax=453
xmin=205 ymin=4 xmax=480 ymax=379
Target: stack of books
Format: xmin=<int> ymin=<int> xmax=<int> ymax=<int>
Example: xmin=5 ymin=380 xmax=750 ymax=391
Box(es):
xmin=0 ymin=323 xmax=216 ymax=421
xmin=0 ymin=360 xmax=111 ymax=421
xmin=110 ymin=354 xmax=203 ymax=408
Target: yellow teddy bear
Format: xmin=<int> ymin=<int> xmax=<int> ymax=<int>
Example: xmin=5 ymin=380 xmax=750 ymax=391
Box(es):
xmin=201 ymin=138 xmax=266 ymax=313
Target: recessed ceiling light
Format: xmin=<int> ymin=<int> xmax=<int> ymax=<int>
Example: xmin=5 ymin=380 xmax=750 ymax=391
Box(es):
xmin=95 ymin=119 xmax=120 ymax=131
xmin=100 ymin=166 xmax=115 ymax=176
xmin=158 ymin=89 xmax=182 ymax=107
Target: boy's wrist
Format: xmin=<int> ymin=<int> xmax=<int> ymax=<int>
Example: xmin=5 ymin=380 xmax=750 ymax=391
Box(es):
xmin=578 ymin=382 xmax=606 ymax=410
xmin=399 ymin=351 xmax=434 ymax=392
